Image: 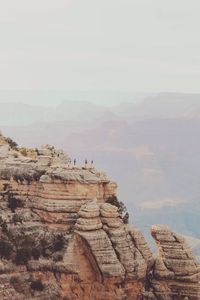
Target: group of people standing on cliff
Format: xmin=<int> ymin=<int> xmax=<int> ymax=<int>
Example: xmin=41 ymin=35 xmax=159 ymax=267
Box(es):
xmin=67 ymin=159 xmax=94 ymax=169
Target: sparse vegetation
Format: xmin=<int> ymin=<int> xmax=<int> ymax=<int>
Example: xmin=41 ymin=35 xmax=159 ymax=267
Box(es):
xmin=53 ymin=234 xmax=65 ymax=252
xmin=18 ymin=147 xmax=27 ymax=156
xmin=53 ymin=253 xmax=63 ymax=262
xmin=40 ymin=232 xmax=66 ymax=258
xmin=32 ymin=247 xmax=41 ymax=260
xmin=1 ymin=221 xmax=8 ymax=233
xmin=0 ymin=216 xmax=4 ymax=225
xmin=32 ymin=169 xmax=46 ymax=181
xmin=8 ymin=193 xmax=24 ymax=212
xmin=5 ymin=137 xmax=18 ymax=150
xmin=106 ymin=196 xmax=129 ymax=224
xmin=15 ymin=247 xmax=32 ymax=265
xmin=0 ymin=166 xmax=46 ymax=183
xmin=0 ymin=237 xmax=13 ymax=259
xmin=30 ymin=280 xmax=44 ymax=291
xmin=12 ymin=213 xmax=23 ymax=224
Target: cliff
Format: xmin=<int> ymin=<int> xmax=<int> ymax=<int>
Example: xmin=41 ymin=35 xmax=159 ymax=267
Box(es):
xmin=0 ymin=135 xmax=199 ymax=300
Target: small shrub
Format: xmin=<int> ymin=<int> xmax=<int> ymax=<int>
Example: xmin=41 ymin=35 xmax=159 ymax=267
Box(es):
xmin=1 ymin=222 xmax=8 ymax=233
xmin=19 ymin=147 xmax=27 ymax=156
xmin=106 ymin=196 xmax=119 ymax=207
xmin=0 ymin=238 xmax=13 ymax=259
xmin=32 ymin=247 xmax=41 ymax=260
xmin=15 ymin=247 xmax=32 ymax=265
xmin=22 ymin=235 xmax=35 ymax=247
xmin=53 ymin=234 xmax=65 ymax=252
xmin=122 ymin=212 xmax=129 ymax=224
xmin=53 ymin=253 xmax=63 ymax=262
xmin=12 ymin=213 xmax=23 ymax=224
xmin=40 ymin=236 xmax=52 ymax=258
xmin=3 ymin=183 xmax=10 ymax=191
xmin=30 ymin=280 xmax=44 ymax=291
xmin=41 ymin=242 xmax=48 ymax=257
xmin=5 ymin=137 xmax=18 ymax=150
xmin=32 ymin=169 xmax=46 ymax=181
xmin=106 ymin=196 xmax=129 ymax=224
xmin=8 ymin=194 xmax=24 ymax=212
xmin=0 ymin=216 xmax=4 ymax=225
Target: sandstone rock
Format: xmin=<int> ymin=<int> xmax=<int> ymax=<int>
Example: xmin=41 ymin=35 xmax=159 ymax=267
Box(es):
xmin=128 ymin=226 xmax=154 ymax=269
xmin=75 ymin=220 xmax=103 ymax=231
xmin=0 ymin=137 xmax=199 ymax=300
xmin=100 ymin=203 xmax=119 ymax=218
xmin=101 ymin=217 xmax=123 ymax=228
xmin=75 ymin=201 xmax=102 ymax=231
xmin=78 ymin=200 xmax=100 ymax=218
xmin=151 ymin=224 xmax=200 ymax=299
xmin=74 ymin=201 xmax=152 ymax=282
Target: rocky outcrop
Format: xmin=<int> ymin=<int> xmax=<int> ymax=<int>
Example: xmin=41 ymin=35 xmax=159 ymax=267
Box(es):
xmin=75 ymin=201 xmax=152 ymax=281
xmin=0 ymin=135 xmax=116 ymax=232
xmin=0 ymin=135 xmax=199 ymax=299
xmin=151 ymin=225 xmax=200 ymax=299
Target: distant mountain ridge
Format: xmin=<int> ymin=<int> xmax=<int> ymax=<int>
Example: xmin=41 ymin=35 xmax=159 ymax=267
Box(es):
xmin=1 ymin=92 xmax=200 ymax=242
xmin=1 ymin=92 xmax=200 ymax=125
xmin=0 ymin=100 xmax=120 ymax=126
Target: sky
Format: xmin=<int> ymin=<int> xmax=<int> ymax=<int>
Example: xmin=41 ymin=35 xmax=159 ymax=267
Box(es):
xmin=0 ymin=0 xmax=200 ymax=101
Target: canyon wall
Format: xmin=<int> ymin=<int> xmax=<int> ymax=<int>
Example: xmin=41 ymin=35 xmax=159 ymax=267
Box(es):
xmin=0 ymin=135 xmax=199 ymax=299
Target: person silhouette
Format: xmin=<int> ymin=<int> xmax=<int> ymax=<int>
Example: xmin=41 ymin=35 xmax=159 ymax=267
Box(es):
xmin=67 ymin=158 xmax=71 ymax=168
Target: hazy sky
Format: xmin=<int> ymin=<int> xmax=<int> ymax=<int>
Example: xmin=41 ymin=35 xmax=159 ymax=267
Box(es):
xmin=0 ymin=0 xmax=200 ymax=94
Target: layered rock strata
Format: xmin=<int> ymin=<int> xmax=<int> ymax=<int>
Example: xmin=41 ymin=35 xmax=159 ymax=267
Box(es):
xmin=151 ymin=225 xmax=200 ymax=299
xmin=0 ymin=135 xmax=199 ymax=299
xmin=0 ymin=136 xmax=116 ymax=231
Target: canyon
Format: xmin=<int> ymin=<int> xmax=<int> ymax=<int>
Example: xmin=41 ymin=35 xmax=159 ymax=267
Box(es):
xmin=0 ymin=134 xmax=200 ymax=299
xmin=2 ymin=93 xmax=200 ymax=243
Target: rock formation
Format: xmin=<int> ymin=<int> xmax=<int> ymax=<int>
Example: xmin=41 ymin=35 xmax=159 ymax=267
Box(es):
xmin=0 ymin=134 xmax=199 ymax=299
xmin=151 ymin=225 xmax=200 ymax=299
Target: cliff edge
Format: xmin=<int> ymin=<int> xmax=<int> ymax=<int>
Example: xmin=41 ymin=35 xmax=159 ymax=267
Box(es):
xmin=0 ymin=135 xmax=199 ymax=299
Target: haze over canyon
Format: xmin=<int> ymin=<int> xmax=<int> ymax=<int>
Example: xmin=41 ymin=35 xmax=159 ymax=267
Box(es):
xmin=1 ymin=92 xmax=200 ymax=253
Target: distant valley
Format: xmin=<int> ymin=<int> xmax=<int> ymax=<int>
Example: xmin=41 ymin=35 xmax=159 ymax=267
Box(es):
xmin=1 ymin=92 xmax=200 ymax=243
